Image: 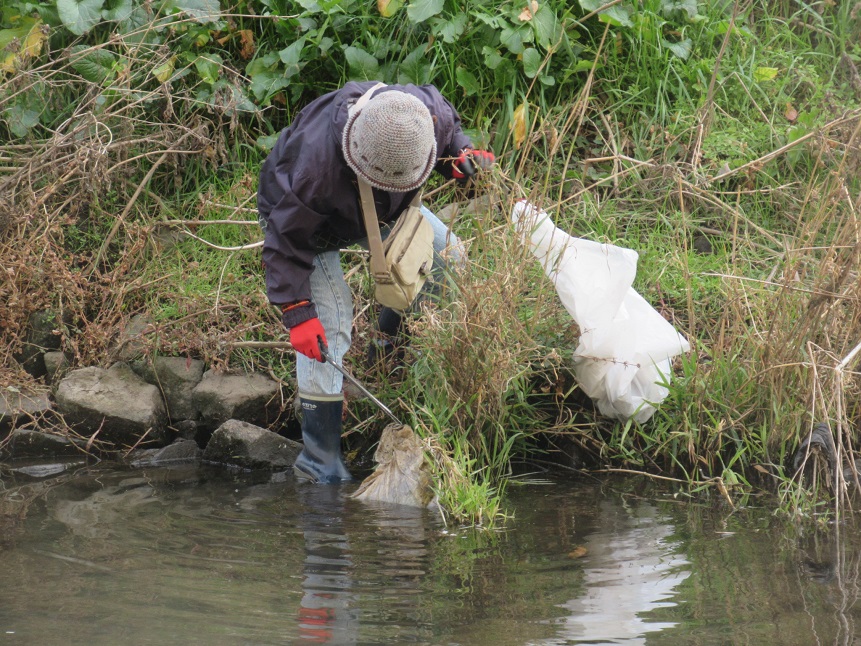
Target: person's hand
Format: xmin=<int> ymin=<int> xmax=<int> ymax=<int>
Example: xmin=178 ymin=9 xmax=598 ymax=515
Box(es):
xmin=452 ymin=149 xmax=495 ymax=180
xmin=290 ymin=317 xmax=327 ymax=362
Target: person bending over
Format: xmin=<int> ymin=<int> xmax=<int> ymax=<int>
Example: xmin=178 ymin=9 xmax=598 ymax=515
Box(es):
xmin=258 ymin=81 xmax=493 ymax=483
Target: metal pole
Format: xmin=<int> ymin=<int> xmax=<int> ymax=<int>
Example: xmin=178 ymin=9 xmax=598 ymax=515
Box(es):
xmin=320 ymin=347 xmax=402 ymax=426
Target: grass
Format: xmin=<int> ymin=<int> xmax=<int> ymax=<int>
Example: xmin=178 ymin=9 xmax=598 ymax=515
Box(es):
xmin=2 ymin=1 xmax=861 ymax=526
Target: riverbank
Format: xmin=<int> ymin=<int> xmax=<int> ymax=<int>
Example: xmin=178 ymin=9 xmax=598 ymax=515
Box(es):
xmin=2 ymin=1 xmax=860 ymax=523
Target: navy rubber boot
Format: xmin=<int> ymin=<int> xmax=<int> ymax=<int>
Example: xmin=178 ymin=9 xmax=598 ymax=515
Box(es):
xmin=293 ymin=397 xmax=353 ymax=484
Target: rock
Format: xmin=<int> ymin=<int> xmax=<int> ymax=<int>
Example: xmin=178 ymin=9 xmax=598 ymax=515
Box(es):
xmin=436 ymin=202 xmax=461 ymax=224
xmin=2 ymin=429 xmax=85 ymax=459
xmin=9 ymin=459 xmax=87 ymax=478
xmin=793 ymin=422 xmax=836 ymax=474
xmin=112 ymin=314 xmax=153 ymax=362
xmin=0 ymin=387 xmax=52 ymax=432
xmin=43 ymin=351 xmax=69 ymax=385
xmin=435 ymin=195 xmax=495 ymax=224
xmin=54 ymin=362 xmax=168 ymax=447
xmin=693 ymin=234 xmax=713 ymax=255
xmin=132 ymin=356 xmax=205 ymax=421
xmin=465 ymin=194 xmax=494 ymax=215
xmin=202 ymin=419 xmax=301 ymax=470
xmin=192 ymin=370 xmax=281 ymax=429
xmin=170 ymin=419 xmax=201 ymax=441
xmin=128 ymin=439 xmax=202 ymax=467
xmin=14 ymin=310 xmax=63 ymax=378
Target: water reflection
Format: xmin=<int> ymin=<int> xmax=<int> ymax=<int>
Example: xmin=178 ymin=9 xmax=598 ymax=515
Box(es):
xmin=296 ymin=486 xmax=357 ymax=645
xmin=526 ymin=494 xmax=689 ymax=645
xmin=4 ymin=464 xmax=861 ymax=645
xmin=792 ymin=524 xmax=861 ymax=645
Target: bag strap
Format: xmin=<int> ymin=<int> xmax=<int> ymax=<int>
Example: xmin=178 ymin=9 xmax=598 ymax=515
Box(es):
xmin=357 ymin=181 xmax=392 ymax=283
xmin=351 ymin=83 xmax=423 ymax=284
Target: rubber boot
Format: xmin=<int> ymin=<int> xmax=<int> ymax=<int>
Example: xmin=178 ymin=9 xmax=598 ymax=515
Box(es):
xmin=293 ymin=397 xmax=353 ymax=484
xmin=367 ymin=307 xmax=406 ymax=368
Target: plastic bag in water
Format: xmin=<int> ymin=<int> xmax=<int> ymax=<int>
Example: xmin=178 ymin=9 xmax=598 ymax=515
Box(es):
xmin=350 ymin=423 xmax=435 ymax=507
xmin=511 ymin=200 xmax=690 ymax=423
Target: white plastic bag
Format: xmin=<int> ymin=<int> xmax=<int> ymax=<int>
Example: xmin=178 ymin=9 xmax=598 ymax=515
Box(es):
xmin=511 ymin=200 xmax=690 ymax=423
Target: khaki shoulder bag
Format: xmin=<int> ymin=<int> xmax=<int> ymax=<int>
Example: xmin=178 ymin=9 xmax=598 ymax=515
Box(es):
xmin=352 ymin=84 xmax=435 ymax=312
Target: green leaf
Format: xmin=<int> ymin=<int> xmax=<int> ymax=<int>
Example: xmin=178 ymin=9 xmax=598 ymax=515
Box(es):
xmin=661 ymin=0 xmax=698 ymax=19
xmin=570 ymin=58 xmax=598 ymax=73
xmin=165 ymin=0 xmax=220 ymax=23
xmin=4 ymin=102 xmax=40 ymax=138
xmin=581 ymin=0 xmax=634 ymax=27
xmin=279 ymin=38 xmax=306 ymax=78
xmin=317 ymin=0 xmax=343 ymax=12
xmin=69 ymin=45 xmax=117 ymax=83
xmin=0 ymin=17 xmax=47 ymax=74
xmin=117 ymin=5 xmax=158 ymax=43
xmin=753 ymin=66 xmax=778 ymax=82
xmin=500 ymin=24 xmax=525 ymax=55
xmin=344 ymin=45 xmax=379 ymax=79
xmin=377 ymin=0 xmax=404 ymax=18
xmin=406 ymin=0 xmax=443 ymax=24
xmin=482 ymin=46 xmax=504 ymax=70
xmin=294 ymin=0 xmax=322 ymax=12
xmin=662 ymin=37 xmax=691 ymax=60
xmin=318 ymin=36 xmax=333 ymax=55
xmin=102 ymin=0 xmax=133 ymax=22
xmin=247 ymin=69 xmax=290 ymax=102
xmin=152 ymin=58 xmax=175 ymax=83
xmin=0 ymin=23 xmax=29 ymax=53
xmin=199 ymin=80 xmax=257 ymax=113
xmin=455 ymin=67 xmax=480 ymax=96
xmin=260 ymin=51 xmax=281 ymax=67
xmin=473 ymin=11 xmax=502 ymax=29
xmin=787 ymin=124 xmax=808 ymax=145
xmin=398 ymin=45 xmax=431 ymax=85
xmin=715 ymin=20 xmax=753 ymax=37
xmin=531 ymin=5 xmax=560 ymax=50
xmin=194 ymin=53 xmax=222 ymax=84
xmin=257 ymin=133 xmax=280 ymax=151
xmin=432 ymin=12 xmax=467 ymax=43
xmin=598 ymin=5 xmax=633 ymax=27
xmin=57 ymin=0 xmax=105 ymax=35
xmin=522 ymin=47 xmax=542 ymax=78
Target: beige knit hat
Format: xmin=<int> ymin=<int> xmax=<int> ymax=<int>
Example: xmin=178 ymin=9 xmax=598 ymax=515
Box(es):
xmin=342 ymin=90 xmax=437 ymax=192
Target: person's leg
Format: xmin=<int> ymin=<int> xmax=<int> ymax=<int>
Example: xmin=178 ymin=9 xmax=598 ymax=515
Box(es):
xmin=423 ymin=204 xmax=466 ymax=276
xmin=294 ymin=250 xmax=354 ymax=483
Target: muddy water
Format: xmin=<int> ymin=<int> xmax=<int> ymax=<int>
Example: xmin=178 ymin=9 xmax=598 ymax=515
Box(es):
xmin=1 ymin=463 xmax=860 ymax=645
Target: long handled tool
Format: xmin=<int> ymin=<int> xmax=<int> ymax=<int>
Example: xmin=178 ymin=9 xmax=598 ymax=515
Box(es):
xmin=319 ymin=340 xmax=433 ymax=507
xmin=318 ymin=342 xmax=402 ymax=426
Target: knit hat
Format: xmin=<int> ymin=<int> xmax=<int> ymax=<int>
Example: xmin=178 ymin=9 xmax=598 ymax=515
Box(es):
xmin=342 ymin=90 xmax=437 ymax=192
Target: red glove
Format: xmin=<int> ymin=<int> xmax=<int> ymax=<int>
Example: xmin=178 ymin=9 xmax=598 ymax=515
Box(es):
xmin=290 ymin=317 xmax=327 ymax=362
xmin=452 ymin=149 xmax=495 ymax=180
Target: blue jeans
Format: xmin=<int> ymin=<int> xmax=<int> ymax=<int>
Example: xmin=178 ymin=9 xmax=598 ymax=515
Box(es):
xmin=297 ymin=206 xmax=464 ymax=398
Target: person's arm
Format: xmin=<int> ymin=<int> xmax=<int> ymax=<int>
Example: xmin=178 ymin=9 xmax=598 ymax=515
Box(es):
xmin=262 ymin=184 xmax=323 ymax=326
xmin=261 ymin=172 xmax=333 ymax=361
xmin=403 ymin=84 xmax=493 ymax=181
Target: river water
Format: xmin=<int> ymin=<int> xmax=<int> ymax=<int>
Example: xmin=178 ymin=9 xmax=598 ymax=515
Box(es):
xmin=1 ymin=462 xmax=859 ymax=645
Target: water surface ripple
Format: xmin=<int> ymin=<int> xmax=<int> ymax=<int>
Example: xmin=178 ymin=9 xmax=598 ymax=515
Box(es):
xmin=1 ymin=464 xmax=859 ymax=644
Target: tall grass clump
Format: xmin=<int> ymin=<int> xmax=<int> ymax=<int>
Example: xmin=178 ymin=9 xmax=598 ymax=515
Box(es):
xmin=401 ymin=184 xmax=579 ymax=524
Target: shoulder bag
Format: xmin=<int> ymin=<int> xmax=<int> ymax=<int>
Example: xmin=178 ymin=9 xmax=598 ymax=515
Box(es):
xmin=352 ymin=84 xmax=435 ymax=312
